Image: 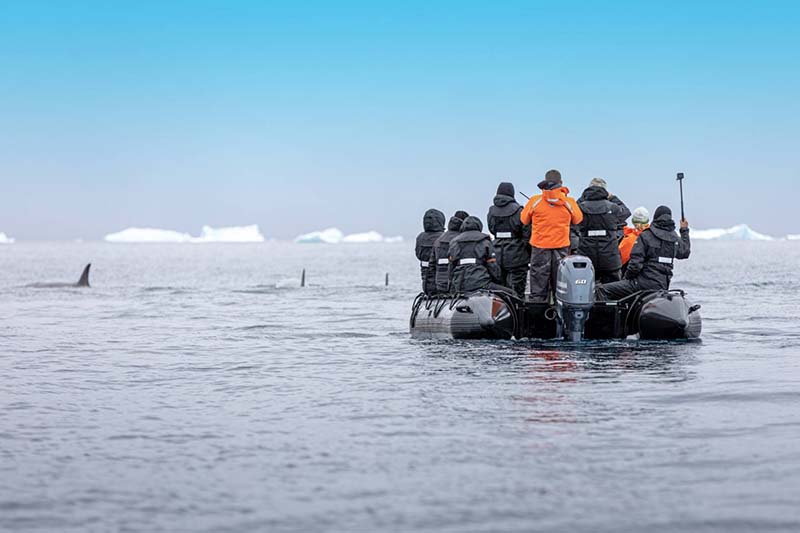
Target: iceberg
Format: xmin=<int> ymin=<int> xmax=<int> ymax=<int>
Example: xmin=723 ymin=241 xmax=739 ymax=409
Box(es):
xmin=191 ymin=225 xmax=264 ymax=243
xmin=0 ymin=232 xmax=15 ymax=244
xmin=295 ymin=228 xmax=405 ymax=244
xmin=692 ymin=224 xmax=773 ymax=241
xmin=104 ymin=225 xmax=265 ymax=243
xmin=104 ymin=227 xmax=193 ymax=243
xmin=787 ymin=235 xmax=800 ymax=241
xmin=295 ymin=227 xmax=344 ymax=244
xmin=342 ymin=231 xmax=385 ymax=243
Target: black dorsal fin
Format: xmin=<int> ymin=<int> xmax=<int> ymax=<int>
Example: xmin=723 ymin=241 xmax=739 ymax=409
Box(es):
xmin=77 ymin=263 xmax=91 ymax=287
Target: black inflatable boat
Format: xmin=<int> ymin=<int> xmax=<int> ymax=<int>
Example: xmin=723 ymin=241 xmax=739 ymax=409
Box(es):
xmin=410 ymin=256 xmax=702 ymax=341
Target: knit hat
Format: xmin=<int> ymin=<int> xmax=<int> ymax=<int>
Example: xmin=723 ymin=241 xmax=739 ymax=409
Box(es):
xmin=545 ymin=169 xmax=562 ymax=184
xmin=453 ymin=210 xmax=469 ymax=221
xmin=590 ymin=177 xmax=607 ymax=190
xmin=653 ymin=206 xmax=672 ymax=220
xmin=632 ymin=207 xmax=650 ymax=224
xmin=496 ymin=182 xmax=515 ymax=197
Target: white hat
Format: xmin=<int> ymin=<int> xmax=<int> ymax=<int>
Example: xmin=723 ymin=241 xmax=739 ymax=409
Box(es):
xmin=632 ymin=207 xmax=650 ymax=224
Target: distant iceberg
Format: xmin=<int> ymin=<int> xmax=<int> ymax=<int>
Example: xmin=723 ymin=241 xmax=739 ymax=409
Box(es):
xmin=0 ymin=232 xmax=15 ymax=244
xmin=192 ymin=224 xmax=264 ymax=243
xmin=787 ymin=235 xmax=800 ymax=241
xmin=105 ymin=227 xmax=193 ymax=243
xmin=342 ymin=231 xmax=385 ymax=243
xmin=692 ymin=224 xmax=773 ymax=241
xmin=295 ymin=227 xmax=345 ymax=244
xmin=295 ymin=228 xmax=404 ymax=244
xmin=105 ymin=225 xmax=265 ymax=243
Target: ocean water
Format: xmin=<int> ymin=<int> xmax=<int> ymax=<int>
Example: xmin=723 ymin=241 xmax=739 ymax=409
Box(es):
xmin=1 ymin=241 xmax=799 ymax=532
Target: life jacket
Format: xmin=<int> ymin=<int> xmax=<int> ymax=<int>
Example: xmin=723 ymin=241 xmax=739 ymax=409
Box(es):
xmin=487 ymin=194 xmax=530 ymax=269
xmin=520 ymin=182 xmax=583 ymax=249
xmin=619 ymin=226 xmax=646 ymax=266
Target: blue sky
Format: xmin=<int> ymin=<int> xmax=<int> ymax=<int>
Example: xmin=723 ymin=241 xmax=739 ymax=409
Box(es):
xmin=1 ymin=0 xmax=798 ymax=240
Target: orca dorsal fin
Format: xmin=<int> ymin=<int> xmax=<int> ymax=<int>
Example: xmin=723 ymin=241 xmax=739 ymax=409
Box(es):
xmin=77 ymin=263 xmax=91 ymax=287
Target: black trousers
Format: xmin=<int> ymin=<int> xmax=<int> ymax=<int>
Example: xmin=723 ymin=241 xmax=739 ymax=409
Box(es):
xmin=500 ymin=265 xmax=528 ymax=297
xmin=596 ymin=279 xmax=639 ymax=301
xmin=596 ymin=269 xmax=622 ymax=284
xmin=528 ymin=246 xmax=569 ymax=303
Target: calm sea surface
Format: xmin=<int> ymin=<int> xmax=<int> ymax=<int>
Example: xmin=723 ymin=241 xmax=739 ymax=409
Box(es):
xmin=1 ymin=241 xmax=799 ymax=532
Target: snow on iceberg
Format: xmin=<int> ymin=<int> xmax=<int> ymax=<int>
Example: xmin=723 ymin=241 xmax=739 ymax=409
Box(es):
xmin=0 ymin=232 xmax=15 ymax=244
xmin=295 ymin=227 xmax=344 ymax=244
xmin=191 ymin=224 xmax=264 ymax=243
xmin=692 ymin=224 xmax=773 ymax=241
xmin=104 ymin=225 xmax=265 ymax=243
xmin=104 ymin=227 xmax=193 ymax=243
xmin=342 ymin=231 xmax=385 ymax=243
xmin=295 ymin=228 xmax=405 ymax=244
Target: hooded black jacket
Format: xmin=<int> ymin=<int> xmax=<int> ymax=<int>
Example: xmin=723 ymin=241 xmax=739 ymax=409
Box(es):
xmin=625 ymin=212 xmax=691 ymax=290
xmin=431 ymin=215 xmax=467 ymax=293
xmin=415 ymin=209 xmax=445 ymax=293
xmin=448 ymin=216 xmax=502 ymax=293
xmin=487 ymin=194 xmax=531 ymax=269
xmin=577 ymin=185 xmax=623 ymax=272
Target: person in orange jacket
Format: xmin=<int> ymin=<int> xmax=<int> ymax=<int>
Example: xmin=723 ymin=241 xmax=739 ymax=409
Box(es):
xmin=520 ymin=169 xmax=583 ymax=302
xmin=619 ymin=207 xmax=650 ymax=275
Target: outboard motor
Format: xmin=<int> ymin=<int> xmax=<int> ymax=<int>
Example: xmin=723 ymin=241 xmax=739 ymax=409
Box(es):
xmin=555 ymin=256 xmax=595 ymax=341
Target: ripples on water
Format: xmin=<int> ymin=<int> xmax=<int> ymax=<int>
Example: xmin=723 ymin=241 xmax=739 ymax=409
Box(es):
xmin=1 ymin=242 xmax=799 ymax=532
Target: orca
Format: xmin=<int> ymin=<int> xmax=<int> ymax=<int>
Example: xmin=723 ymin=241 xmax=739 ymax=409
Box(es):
xmin=27 ymin=263 xmax=91 ymax=288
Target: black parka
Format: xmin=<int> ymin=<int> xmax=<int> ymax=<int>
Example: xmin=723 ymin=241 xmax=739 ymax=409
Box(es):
xmin=431 ymin=216 xmax=466 ymax=293
xmin=414 ymin=209 xmax=445 ymax=294
xmin=448 ymin=217 xmax=502 ymax=293
xmin=625 ymin=213 xmax=691 ymax=290
xmin=577 ymin=186 xmax=623 ymax=272
xmin=610 ymin=195 xmax=632 ymax=236
xmin=487 ymin=194 xmax=531 ymax=269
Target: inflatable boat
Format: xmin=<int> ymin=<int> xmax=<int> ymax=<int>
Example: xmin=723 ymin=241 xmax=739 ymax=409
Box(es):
xmin=410 ymin=255 xmax=702 ymax=341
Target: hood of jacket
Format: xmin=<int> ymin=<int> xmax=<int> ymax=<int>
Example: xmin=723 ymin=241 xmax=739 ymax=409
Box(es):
xmin=460 ymin=216 xmax=484 ymax=233
xmin=580 ymin=185 xmax=608 ymax=202
xmin=423 ymin=209 xmax=446 ymax=232
xmin=493 ymin=194 xmax=516 ymax=208
xmin=650 ymin=213 xmax=678 ymax=241
xmin=447 ymin=216 xmax=465 ymax=231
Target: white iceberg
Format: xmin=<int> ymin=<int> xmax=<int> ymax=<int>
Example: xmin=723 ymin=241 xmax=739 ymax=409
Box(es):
xmin=295 ymin=228 xmax=405 ymax=244
xmin=105 ymin=225 xmax=265 ymax=243
xmin=191 ymin=224 xmax=264 ymax=243
xmin=342 ymin=231 xmax=385 ymax=243
xmin=295 ymin=227 xmax=344 ymax=244
xmin=787 ymin=235 xmax=800 ymax=241
xmin=692 ymin=224 xmax=773 ymax=241
xmin=0 ymin=232 xmax=15 ymax=244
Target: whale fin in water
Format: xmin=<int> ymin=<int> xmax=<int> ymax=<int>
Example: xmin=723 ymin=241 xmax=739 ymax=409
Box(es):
xmin=77 ymin=264 xmax=91 ymax=287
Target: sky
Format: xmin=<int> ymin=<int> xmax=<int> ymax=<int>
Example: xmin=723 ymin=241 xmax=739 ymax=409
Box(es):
xmin=1 ymin=0 xmax=798 ymax=240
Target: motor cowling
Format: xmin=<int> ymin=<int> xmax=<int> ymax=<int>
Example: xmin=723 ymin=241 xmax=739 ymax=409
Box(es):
xmin=555 ymin=256 xmax=596 ymax=341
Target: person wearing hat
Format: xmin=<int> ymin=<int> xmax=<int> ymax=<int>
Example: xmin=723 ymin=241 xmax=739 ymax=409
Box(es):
xmin=520 ymin=169 xmax=583 ymax=303
xmin=597 ymin=205 xmax=691 ymax=301
xmin=487 ymin=182 xmax=531 ymax=297
xmin=430 ymin=210 xmax=470 ymax=294
xmin=447 ymin=216 xmax=508 ymax=293
xmin=583 ymin=178 xmax=631 ymax=238
xmin=415 ymin=208 xmax=446 ymax=295
xmin=576 ymin=179 xmax=626 ymax=283
xmin=619 ymin=207 xmax=650 ymax=276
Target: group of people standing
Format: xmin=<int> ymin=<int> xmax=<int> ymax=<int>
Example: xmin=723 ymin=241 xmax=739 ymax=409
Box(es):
xmin=415 ymin=169 xmax=691 ymax=302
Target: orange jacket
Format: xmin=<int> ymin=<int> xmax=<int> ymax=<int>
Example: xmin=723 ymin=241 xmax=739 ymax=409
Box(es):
xmin=619 ymin=226 xmax=648 ymax=265
xmin=520 ymin=186 xmax=583 ymax=249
